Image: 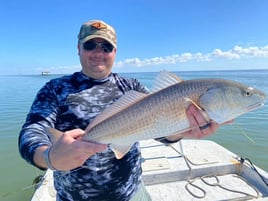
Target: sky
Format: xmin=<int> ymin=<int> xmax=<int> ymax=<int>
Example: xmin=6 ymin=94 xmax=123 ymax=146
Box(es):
xmin=1 ymin=0 xmax=268 ymax=75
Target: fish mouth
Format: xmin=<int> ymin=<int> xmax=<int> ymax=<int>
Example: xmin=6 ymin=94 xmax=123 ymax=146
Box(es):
xmin=247 ymin=102 xmax=264 ymax=112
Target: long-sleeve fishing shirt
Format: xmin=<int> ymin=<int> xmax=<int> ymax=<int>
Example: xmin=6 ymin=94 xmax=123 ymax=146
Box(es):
xmin=18 ymin=71 xmax=149 ymax=201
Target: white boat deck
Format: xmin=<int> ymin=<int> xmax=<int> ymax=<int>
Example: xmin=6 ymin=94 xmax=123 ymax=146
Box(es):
xmin=32 ymin=140 xmax=268 ymax=201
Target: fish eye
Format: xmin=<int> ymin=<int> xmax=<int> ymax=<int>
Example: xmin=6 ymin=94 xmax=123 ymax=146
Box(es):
xmin=244 ymin=87 xmax=253 ymax=97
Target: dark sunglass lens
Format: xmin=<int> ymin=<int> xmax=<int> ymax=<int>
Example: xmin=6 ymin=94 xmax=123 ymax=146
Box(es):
xmin=102 ymin=43 xmax=114 ymax=53
xmin=83 ymin=41 xmax=114 ymax=53
xmin=83 ymin=41 xmax=96 ymax=51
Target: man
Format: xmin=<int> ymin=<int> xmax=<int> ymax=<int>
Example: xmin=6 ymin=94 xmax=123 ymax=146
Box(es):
xmin=19 ymin=20 xmax=221 ymax=201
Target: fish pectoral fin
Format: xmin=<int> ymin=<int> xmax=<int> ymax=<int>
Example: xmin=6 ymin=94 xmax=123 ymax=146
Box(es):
xmin=184 ymin=97 xmax=202 ymax=110
xmin=47 ymin=128 xmax=64 ymax=143
xmin=184 ymin=98 xmax=210 ymax=122
xmin=109 ymin=144 xmax=133 ymax=159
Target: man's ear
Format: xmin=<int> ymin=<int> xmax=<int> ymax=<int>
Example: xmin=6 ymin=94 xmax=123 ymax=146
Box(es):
xmin=77 ymin=43 xmax=81 ymax=55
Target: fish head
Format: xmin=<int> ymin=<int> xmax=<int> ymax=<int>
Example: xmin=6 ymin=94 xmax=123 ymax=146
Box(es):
xmin=199 ymin=80 xmax=266 ymax=124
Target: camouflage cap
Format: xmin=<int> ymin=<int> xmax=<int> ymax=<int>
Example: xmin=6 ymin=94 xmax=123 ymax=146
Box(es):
xmin=78 ymin=20 xmax=117 ymax=48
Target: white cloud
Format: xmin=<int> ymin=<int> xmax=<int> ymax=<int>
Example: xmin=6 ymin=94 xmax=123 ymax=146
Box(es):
xmin=114 ymin=44 xmax=268 ymax=68
xmin=232 ymin=45 xmax=268 ymax=57
xmin=211 ymin=49 xmax=240 ymax=59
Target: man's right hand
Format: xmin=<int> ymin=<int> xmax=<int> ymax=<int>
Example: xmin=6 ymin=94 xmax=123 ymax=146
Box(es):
xmin=34 ymin=129 xmax=107 ymax=171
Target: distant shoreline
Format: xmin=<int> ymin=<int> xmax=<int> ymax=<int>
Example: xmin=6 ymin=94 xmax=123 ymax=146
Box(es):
xmin=1 ymin=68 xmax=268 ymax=77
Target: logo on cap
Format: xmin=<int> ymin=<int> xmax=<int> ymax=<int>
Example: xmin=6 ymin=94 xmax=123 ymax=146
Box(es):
xmin=91 ymin=22 xmax=107 ymax=30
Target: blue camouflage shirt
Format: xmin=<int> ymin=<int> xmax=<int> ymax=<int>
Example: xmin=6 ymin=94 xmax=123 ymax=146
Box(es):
xmin=18 ymin=71 xmax=149 ymax=201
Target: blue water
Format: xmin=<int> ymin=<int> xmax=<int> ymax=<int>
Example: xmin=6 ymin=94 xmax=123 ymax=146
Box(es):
xmin=0 ymin=70 xmax=267 ymax=201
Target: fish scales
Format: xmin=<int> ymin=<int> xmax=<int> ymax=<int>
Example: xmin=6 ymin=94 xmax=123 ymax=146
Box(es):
xmin=84 ymin=79 xmax=227 ymax=144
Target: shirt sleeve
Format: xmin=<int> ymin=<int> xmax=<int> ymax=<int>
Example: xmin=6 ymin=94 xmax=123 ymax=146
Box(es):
xmin=18 ymin=81 xmax=59 ymax=169
xmin=113 ymin=73 xmax=150 ymax=94
xmin=131 ymin=78 xmax=150 ymax=94
xmin=154 ymin=136 xmax=182 ymax=144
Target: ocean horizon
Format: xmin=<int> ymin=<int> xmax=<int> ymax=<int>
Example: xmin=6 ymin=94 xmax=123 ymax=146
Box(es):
xmin=0 ymin=69 xmax=267 ymax=201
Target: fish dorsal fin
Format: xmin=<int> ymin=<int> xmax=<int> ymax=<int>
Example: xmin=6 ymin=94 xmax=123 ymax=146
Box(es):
xmin=85 ymin=90 xmax=148 ymax=133
xmin=151 ymin=71 xmax=184 ymax=93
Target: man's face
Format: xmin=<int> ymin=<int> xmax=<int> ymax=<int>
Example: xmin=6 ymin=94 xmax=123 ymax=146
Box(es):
xmin=78 ymin=38 xmax=116 ymax=79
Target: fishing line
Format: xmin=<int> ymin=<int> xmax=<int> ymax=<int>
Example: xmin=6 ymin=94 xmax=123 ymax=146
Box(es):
xmin=0 ymin=162 xmax=93 ymax=200
xmin=0 ymin=168 xmax=45 ymax=199
xmin=231 ymin=123 xmax=256 ymax=143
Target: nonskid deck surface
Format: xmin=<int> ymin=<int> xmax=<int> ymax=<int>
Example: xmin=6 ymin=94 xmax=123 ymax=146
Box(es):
xmin=141 ymin=140 xmax=268 ymax=200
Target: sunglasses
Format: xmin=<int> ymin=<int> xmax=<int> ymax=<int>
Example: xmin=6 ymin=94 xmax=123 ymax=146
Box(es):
xmin=82 ymin=41 xmax=114 ymax=53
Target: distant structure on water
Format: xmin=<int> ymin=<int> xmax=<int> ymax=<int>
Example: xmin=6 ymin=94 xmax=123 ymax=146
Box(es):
xmin=41 ymin=71 xmax=51 ymax=76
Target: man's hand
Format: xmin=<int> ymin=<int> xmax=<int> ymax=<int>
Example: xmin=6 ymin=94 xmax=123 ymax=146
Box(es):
xmin=34 ymin=129 xmax=107 ymax=171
